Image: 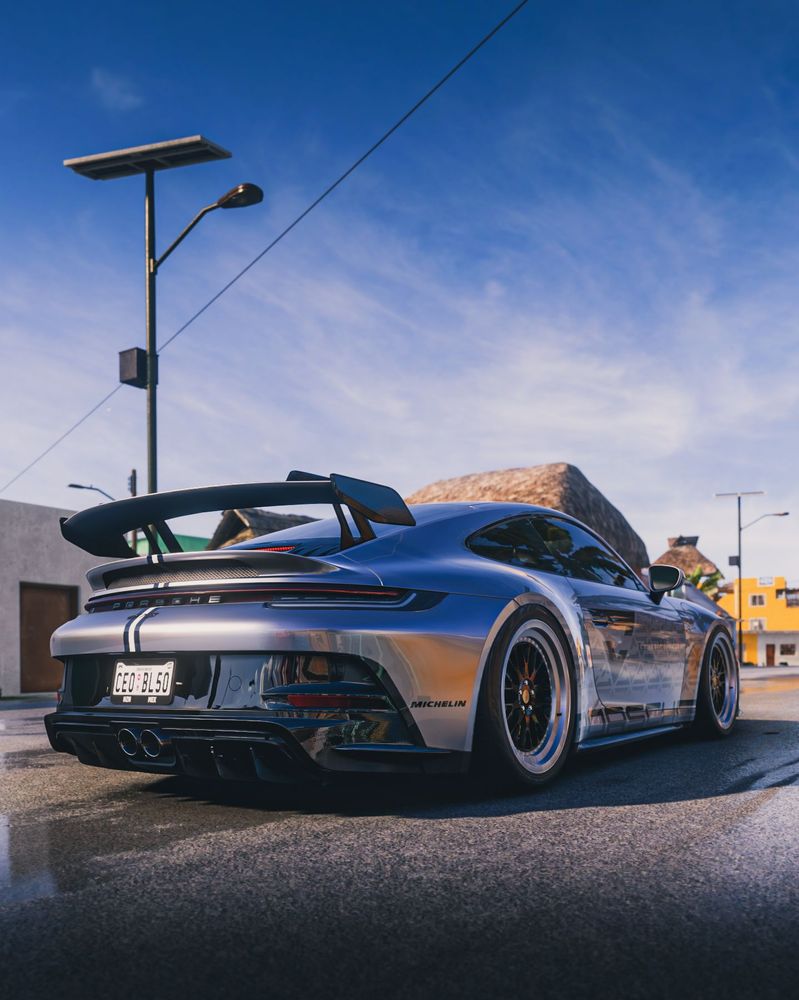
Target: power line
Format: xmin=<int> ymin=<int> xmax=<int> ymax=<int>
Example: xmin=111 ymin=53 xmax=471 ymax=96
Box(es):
xmin=0 ymin=0 xmax=530 ymax=495
xmin=161 ymin=0 xmax=529 ymax=350
xmin=0 ymin=385 xmax=123 ymax=494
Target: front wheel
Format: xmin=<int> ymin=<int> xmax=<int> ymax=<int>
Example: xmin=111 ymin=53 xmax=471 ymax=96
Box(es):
xmin=474 ymin=607 xmax=576 ymax=788
xmin=695 ymin=629 xmax=738 ymax=736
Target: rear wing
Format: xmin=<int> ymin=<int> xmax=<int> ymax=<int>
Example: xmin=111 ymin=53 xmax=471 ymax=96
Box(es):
xmin=60 ymin=471 xmax=416 ymax=558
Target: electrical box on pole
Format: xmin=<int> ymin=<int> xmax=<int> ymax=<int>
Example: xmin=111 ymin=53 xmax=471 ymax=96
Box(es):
xmin=119 ymin=348 xmax=149 ymax=389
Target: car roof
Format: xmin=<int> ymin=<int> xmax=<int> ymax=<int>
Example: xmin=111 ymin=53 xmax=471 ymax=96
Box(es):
xmin=408 ymin=501 xmax=542 ymax=523
xmin=235 ymin=500 xmax=563 ymax=549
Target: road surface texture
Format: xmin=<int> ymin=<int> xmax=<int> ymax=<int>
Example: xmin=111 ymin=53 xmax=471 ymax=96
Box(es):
xmin=1 ymin=669 xmax=798 ymax=1000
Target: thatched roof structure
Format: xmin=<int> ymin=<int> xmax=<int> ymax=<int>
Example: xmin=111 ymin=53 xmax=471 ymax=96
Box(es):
xmin=406 ymin=463 xmax=649 ymax=571
xmin=652 ymin=536 xmax=720 ymax=577
xmin=209 ymin=508 xmax=317 ymax=550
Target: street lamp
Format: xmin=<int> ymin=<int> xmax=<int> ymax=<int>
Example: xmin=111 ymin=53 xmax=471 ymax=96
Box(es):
xmin=742 ymin=512 xmax=790 ymax=531
xmin=715 ymin=491 xmax=790 ymax=666
xmin=68 ymin=483 xmax=115 ymax=501
xmin=69 ymin=469 xmax=140 ymax=549
xmin=64 ymin=137 xmax=264 ymax=495
xmin=154 ymin=183 xmax=264 ymax=269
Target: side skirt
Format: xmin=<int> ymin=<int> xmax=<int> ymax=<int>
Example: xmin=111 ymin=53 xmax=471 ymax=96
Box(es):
xmin=577 ymin=724 xmax=684 ymax=752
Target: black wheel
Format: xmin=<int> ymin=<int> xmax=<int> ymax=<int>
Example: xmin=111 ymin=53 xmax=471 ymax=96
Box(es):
xmin=474 ymin=606 xmax=576 ymax=788
xmin=695 ymin=629 xmax=738 ymax=737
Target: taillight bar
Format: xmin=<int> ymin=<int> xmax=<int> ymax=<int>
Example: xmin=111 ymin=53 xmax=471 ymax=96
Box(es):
xmin=86 ymin=584 xmax=409 ymax=613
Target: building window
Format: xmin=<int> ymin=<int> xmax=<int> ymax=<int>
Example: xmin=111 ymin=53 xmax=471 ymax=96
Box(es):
xmin=749 ymin=619 xmax=766 ymax=632
xmin=779 ymin=644 xmax=796 ymax=656
xmin=749 ymin=594 xmax=766 ymax=607
xmin=758 ymin=577 xmax=774 ymax=587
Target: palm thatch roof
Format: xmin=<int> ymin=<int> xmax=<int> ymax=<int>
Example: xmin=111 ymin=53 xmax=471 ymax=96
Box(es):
xmin=652 ymin=536 xmax=720 ymax=577
xmin=406 ymin=463 xmax=649 ymax=571
xmin=208 ymin=508 xmax=317 ymax=550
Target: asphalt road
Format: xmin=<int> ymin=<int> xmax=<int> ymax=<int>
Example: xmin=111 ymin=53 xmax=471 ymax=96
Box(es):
xmin=1 ymin=671 xmax=798 ymax=1000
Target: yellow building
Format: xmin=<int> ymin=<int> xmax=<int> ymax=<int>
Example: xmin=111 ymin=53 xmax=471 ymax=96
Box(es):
xmin=717 ymin=576 xmax=799 ymax=666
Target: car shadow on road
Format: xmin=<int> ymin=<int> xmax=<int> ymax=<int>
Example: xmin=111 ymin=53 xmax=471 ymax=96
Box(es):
xmin=140 ymin=716 xmax=799 ymax=819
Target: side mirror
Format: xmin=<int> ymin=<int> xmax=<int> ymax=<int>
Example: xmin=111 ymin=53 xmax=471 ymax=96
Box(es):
xmin=648 ymin=564 xmax=684 ymax=603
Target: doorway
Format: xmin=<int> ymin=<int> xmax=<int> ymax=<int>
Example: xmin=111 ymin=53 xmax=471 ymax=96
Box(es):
xmin=765 ymin=643 xmax=776 ymax=667
xmin=19 ymin=583 xmax=77 ymax=692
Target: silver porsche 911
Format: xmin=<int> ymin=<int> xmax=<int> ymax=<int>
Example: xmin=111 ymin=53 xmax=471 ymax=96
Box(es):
xmin=45 ymin=471 xmax=738 ymax=787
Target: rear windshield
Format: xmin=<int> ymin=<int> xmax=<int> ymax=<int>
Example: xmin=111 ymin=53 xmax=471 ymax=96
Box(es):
xmin=230 ymin=515 xmax=399 ymax=557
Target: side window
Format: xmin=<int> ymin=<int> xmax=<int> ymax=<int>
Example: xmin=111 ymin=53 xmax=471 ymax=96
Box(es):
xmin=468 ymin=517 xmax=564 ymax=575
xmin=531 ymin=516 xmax=643 ymax=591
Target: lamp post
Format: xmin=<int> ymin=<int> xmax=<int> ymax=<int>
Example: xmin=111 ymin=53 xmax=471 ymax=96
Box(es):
xmin=715 ymin=491 xmax=790 ymax=666
xmin=64 ymin=137 xmax=263 ymax=494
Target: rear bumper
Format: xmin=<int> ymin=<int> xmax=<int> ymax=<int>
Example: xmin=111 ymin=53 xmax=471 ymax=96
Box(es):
xmin=44 ymin=709 xmax=467 ymax=781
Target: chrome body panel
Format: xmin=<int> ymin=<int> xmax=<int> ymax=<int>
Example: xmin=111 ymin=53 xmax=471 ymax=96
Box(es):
xmin=571 ymin=580 xmax=688 ymax=730
xmin=52 ymin=595 xmax=504 ymax=752
xmin=47 ymin=500 xmax=734 ymax=780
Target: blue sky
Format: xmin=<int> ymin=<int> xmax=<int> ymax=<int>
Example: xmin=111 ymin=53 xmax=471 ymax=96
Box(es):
xmin=1 ymin=0 xmax=797 ymax=578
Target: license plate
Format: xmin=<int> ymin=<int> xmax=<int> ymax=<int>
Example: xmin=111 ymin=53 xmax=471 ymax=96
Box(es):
xmin=111 ymin=660 xmax=175 ymax=705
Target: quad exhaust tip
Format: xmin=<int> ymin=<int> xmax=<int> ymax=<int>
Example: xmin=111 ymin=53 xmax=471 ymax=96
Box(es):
xmin=140 ymin=728 xmax=169 ymax=759
xmin=116 ymin=726 xmax=171 ymax=760
xmin=117 ymin=728 xmax=139 ymax=757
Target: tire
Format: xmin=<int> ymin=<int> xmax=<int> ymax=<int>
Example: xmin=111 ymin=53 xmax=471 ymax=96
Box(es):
xmin=695 ymin=629 xmax=738 ymax=737
xmin=474 ymin=606 xmax=577 ymax=788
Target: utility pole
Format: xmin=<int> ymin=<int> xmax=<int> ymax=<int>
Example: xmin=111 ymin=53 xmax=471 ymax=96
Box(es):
xmin=715 ymin=490 xmax=765 ymax=667
xmin=145 ymin=172 xmax=158 ymax=494
xmin=736 ymin=494 xmax=743 ymax=666
xmin=128 ymin=468 xmax=138 ymax=553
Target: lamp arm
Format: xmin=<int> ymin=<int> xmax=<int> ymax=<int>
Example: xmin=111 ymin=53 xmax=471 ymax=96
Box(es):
xmin=741 ymin=512 xmax=790 ymax=531
xmin=69 ymin=484 xmax=116 ymax=501
xmin=155 ymin=202 xmax=218 ymax=270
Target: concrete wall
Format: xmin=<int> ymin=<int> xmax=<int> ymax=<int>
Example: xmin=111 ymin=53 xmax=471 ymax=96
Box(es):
xmin=0 ymin=499 xmax=104 ymax=697
xmin=756 ymin=632 xmax=799 ymax=667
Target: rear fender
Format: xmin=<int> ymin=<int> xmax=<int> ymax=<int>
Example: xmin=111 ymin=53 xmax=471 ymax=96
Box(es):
xmin=464 ymin=586 xmax=598 ymax=750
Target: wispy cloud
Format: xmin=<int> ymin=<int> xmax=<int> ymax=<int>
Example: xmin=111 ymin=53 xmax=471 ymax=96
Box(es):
xmin=90 ymin=68 xmax=143 ymax=111
xmin=1 ymin=82 xmax=797 ymax=577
